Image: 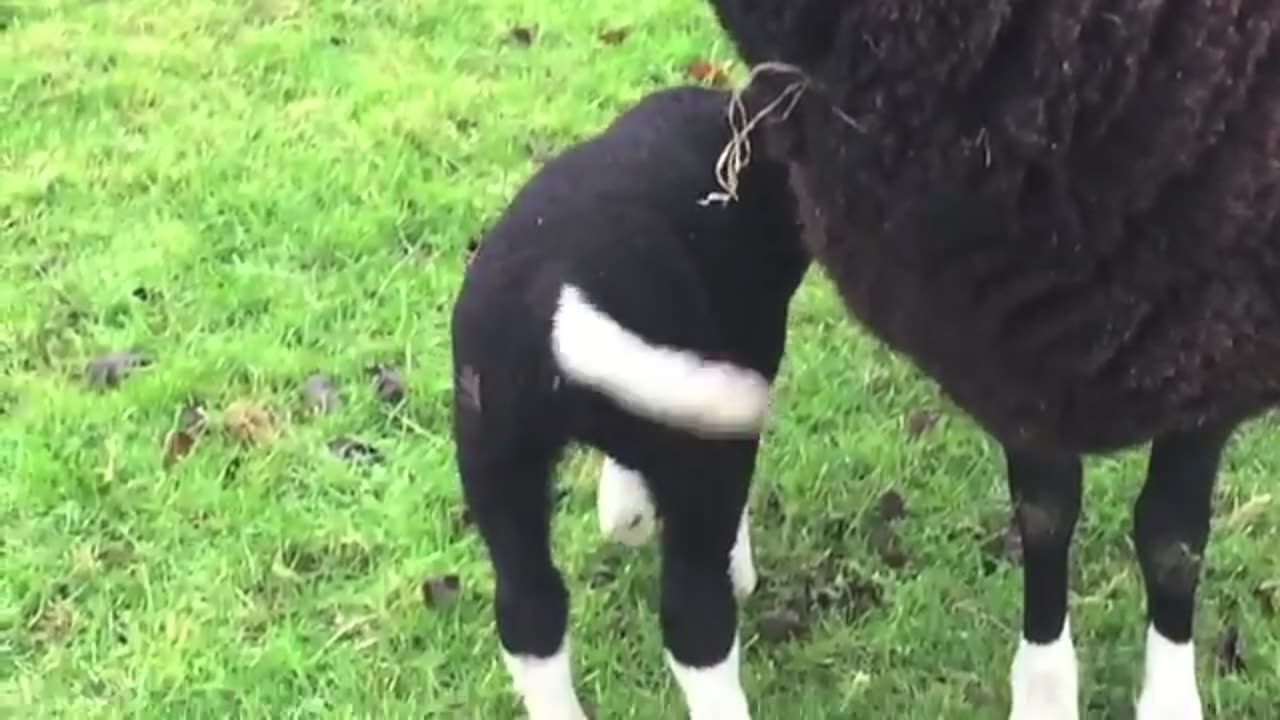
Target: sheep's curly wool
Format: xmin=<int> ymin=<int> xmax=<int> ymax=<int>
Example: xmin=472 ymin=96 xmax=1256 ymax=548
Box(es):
xmin=710 ymin=0 xmax=1280 ymax=453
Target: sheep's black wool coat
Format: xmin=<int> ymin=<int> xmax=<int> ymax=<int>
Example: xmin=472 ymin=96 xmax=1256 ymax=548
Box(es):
xmin=709 ymin=0 xmax=1280 ymax=454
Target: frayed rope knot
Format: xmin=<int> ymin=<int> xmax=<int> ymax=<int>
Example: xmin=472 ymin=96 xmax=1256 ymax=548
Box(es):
xmin=700 ymin=61 xmax=811 ymax=207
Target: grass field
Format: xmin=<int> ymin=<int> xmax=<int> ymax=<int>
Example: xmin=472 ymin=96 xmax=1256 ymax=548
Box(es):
xmin=3 ymin=1 xmax=1280 ymax=717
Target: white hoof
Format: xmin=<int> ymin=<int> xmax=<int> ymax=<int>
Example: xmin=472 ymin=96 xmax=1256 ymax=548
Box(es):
xmin=502 ymin=637 xmax=588 ymax=720
xmin=667 ymin=635 xmax=751 ymax=720
xmin=597 ymin=457 xmax=657 ymax=546
xmin=729 ymin=506 xmax=757 ymax=599
xmin=1009 ymin=620 xmax=1079 ymax=720
xmin=1135 ymin=624 xmax=1202 ymax=720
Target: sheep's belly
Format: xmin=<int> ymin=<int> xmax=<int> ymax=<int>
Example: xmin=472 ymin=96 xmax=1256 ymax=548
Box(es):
xmin=787 ymin=165 xmax=1280 ymax=453
xmin=833 ymin=267 xmax=1276 ymax=456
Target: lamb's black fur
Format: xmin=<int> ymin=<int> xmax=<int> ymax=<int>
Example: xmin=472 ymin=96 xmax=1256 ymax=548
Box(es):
xmin=450 ymin=85 xmax=805 ymax=715
xmin=706 ymin=1 xmax=1280 ymax=714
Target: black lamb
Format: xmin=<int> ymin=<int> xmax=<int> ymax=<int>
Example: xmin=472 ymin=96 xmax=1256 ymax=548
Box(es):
xmin=449 ymin=85 xmax=806 ymax=719
xmin=705 ymin=1 xmax=1280 ymax=719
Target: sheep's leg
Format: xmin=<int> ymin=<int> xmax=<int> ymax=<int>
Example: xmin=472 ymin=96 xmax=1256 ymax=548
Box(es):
xmin=649 ymin=443 xmax=755 ymax=720
xmin=1004 ymin=447 xmax=1083 ymax=720
xmin=1133 ymin=426 xmax=1232 ymax=720
xmin=598 ymin=455 xmax=758 ymax=598
xmin=459 ymin=437 xmax=587 ymax=720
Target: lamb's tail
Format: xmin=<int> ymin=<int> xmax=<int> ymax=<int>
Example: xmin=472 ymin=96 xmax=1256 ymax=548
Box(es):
xmin=550 ymin=283 xmax=770 ymax=437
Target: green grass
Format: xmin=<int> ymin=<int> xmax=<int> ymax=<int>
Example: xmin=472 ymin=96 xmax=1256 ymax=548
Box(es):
xmin=2 ymin=1 xmax=1279 ymax=717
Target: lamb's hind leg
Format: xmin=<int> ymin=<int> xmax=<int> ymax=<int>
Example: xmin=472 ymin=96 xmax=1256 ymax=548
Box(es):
xmin=458 ymin=435 xmax=586 ymax=720
xmin=649 ymin=441 xmax=756 ymax=720
xmin=1005 ymin=447 xmax=1083 ymax=720
xmin=1133 ymin=426 xmax=1232 ymax=720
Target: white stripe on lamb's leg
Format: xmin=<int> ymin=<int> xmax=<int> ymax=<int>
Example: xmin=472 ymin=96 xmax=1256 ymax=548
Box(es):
xmin=597 ymin=456 xmax=657 ymax=546
xmin=502 ymin=636 xmax=588 ymax=720
xmin=667 ymin=635 xmax=751 ymax=720
xmin=1135 ymin=624 xmax=1202 ymax=720
xmin=1009 ymin=618 xmax=1079 ymax=720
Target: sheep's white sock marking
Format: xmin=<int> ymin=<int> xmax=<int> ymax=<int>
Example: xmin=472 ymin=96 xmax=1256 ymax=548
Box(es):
xmin=1009 ymin=619 xmax=1079 ymax=720
xmin=597 ymin=457 xmax=657 ymax=546
xmin=502 ymin=637 xmax=588 ymax=720
xmin=729 ymin=506 xmax=757 ymax=598
xmin=551 ymin=283 xmax=770 ymax=437
xmin=1136 ymin=624 xmax=1202 ymax=720
xmin=666 ymin=635 xmax=751 ymax=720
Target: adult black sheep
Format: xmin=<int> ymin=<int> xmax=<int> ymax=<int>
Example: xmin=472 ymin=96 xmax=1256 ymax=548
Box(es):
xmin=699 ymin=2 xmax=1280 ymax=719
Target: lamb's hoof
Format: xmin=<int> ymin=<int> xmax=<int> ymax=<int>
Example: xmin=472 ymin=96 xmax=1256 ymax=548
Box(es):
xmin=1135 ymin=625 xmax=1201 ymax=720
xmin=1135 ymin=693 xmax=1202 ymax=720
xmin=597 ymin=457 xmax=657 ymax=546
xmin=668 ymin=639 xmax=751 ymax=720
xmin=503 ymin=644 xmax=590 ymax=720
xmin=1008 ymin=627 xmax=1079 ymax=720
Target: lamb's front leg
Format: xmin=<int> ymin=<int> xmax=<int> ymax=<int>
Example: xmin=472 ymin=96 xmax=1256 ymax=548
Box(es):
xmin=1005 ymin=447 xmax=1083 ymax=720
xmin=1133 ymin=426 xmax=1232 ymax=720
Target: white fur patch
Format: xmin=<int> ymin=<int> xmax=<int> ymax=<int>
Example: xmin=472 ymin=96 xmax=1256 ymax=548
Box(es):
xmin=550 ymin=283 xmax=770 ymax=437
xmin=1009 ymin=619 xmax=1079 ymax=720
xmin=502 ymin=638 xmax=588 ymax=720
xmin=1136 ymin=624 xmax=1202 ymax=720
xmin=729 ymin=506 xmax=757 ymax=599
xmin=666 ymin=635 xmax=751 ymax=720
xmin=597 ymin=457 xmax=658 ymax=546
